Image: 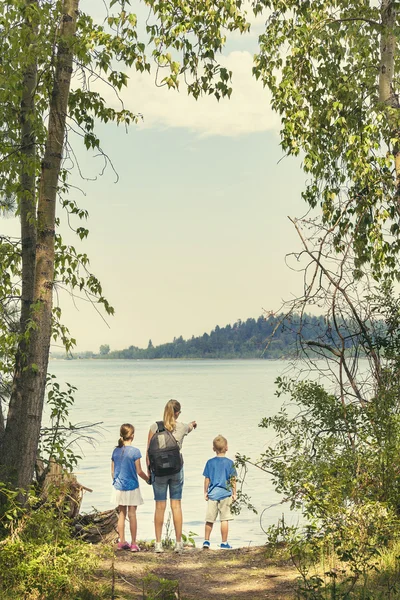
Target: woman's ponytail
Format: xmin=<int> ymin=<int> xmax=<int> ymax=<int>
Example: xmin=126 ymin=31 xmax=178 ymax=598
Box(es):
xmin=163 ymin=399 xmax=181 ymax=432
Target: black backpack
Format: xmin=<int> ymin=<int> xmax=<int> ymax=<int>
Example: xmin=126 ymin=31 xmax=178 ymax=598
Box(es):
xmin=148 ymin=421 xmax=183 ymax=477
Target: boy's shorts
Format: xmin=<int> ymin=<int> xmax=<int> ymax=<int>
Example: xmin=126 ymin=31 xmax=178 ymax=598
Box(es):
xmin=205 ymin=496 xmax=233 ymax=523
xmin=152 ymin=468 xmax=184 ymax=501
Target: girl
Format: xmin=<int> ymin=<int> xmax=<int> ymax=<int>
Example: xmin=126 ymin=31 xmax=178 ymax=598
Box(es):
xmin=111 ymin=423 xmax=149 ymax=551
xmin=147 ymin=399 xmax=197 ymax=553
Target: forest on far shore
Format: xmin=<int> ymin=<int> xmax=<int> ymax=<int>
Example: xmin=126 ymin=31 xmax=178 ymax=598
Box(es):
xmin=66 ymin=313 xmax=346 ymax=360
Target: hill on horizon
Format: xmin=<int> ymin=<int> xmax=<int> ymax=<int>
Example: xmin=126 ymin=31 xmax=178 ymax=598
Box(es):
xmin=66 ymin=313 xmax=333 ymax=360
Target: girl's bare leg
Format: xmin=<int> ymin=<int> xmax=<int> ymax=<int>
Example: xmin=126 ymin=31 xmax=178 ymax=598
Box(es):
xmin=118 ymin=505 xmax=127 ymax=543
xmin=128 ymin=505 xmax=137 ymax=543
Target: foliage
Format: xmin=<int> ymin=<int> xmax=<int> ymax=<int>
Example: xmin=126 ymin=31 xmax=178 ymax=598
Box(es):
xmin=265 ymin=508 xmax=400 ymax=599
xmin=0 ymin=483 xmax=25 ymax=538
xmin=253 ymin=368 xmax=400 ymax=519
xmin=181 ymin=529 xmax=197 ymax=548
xmin=38 ymin=374 xmax=100 ymax=478
xmin=238 ymin=285 xmax=400 ymax=596
xmin=252 ymin=0 xmax=400 ymax=281
xmin=39 ymin=375 xmax=81 ymax=472
xmin=142 ymin=573 xmax=179 ymax=600
xmin=0 ymin=492 xmax=107 ymax=600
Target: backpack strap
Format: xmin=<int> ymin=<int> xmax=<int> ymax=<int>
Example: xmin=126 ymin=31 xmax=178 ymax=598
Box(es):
xmin=156 ymin=420 xmax=165 ymax=432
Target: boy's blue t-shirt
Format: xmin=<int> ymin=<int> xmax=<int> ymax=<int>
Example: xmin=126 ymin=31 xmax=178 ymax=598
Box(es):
xmin=111 ymin=445 xmax=141 ymax=491
xmin=203 ymin=456 xmax=237 ymax=501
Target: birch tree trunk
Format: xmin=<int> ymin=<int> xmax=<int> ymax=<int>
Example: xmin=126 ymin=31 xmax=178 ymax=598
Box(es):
xmin=19 ymin=0 xmax=38 ymax=331
xmin=0 ymin=0 xmax=80 ymax=492
xmin=4 ymin=0 xmax=40 ymax=451
xmin=379 ymin=0 xmax=400 ymax=208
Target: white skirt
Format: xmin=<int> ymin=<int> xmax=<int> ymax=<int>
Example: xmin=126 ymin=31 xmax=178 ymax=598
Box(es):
xmin=110 ymin=487 xmax=144 ymax=507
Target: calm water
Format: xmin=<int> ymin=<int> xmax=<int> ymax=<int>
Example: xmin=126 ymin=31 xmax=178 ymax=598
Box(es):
xmin=48 ymin=359 xmax=300 ymax=548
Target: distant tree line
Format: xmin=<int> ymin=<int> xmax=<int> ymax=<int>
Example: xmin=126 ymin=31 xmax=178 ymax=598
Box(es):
xmin=71 ymin=313 xmax=350 ymax=360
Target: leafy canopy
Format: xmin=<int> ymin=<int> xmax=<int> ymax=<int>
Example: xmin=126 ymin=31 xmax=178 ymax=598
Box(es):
xmin=252 ymin=0 xmax=400 ymax=280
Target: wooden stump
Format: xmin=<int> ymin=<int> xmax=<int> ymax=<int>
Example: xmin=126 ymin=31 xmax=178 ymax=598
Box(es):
xmin=40 ymin=460 xmax=118 ymax=543
xmin=41 ymin=460 xmax=86 ymax=518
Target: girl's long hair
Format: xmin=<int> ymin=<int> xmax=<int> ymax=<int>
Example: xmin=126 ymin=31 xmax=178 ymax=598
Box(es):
xmin=163 ymin=399 xmax=181 ymax=432
xmin=117 ymin=423 xmax=134 ymax=448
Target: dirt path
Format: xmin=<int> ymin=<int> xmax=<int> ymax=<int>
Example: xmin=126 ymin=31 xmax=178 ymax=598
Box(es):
xmin=100 ymin=545 xmax=299 ymax=599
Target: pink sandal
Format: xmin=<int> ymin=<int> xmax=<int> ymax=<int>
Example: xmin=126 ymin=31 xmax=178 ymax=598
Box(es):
xmin=117 ymin=542 xmax=130 ymax=550
xmin=130 ymin=543 xmax=140 ymax=552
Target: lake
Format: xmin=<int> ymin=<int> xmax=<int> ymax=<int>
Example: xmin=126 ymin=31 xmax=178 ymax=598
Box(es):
xmin=48 ymin=359 xmax=300 ymax=548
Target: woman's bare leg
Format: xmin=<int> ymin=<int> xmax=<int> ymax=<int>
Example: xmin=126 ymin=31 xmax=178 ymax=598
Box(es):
xmin=154 ymin=500 xmax=167 ymax=542
xmin=170 ymin=499 xmax=183 ymax=542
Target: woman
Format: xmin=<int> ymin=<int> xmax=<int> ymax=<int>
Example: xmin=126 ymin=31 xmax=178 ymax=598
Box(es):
xmin=147 ymin=399 xmax=197 ymax=553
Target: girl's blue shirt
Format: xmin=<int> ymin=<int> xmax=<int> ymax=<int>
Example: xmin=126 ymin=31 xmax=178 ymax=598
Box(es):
xmin=111 ymin=445 xmax=141 ymax=491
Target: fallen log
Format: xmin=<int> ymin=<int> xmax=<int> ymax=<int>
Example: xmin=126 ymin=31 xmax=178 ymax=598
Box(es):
xmin=73 ymin=508 xmax=118 ymax=544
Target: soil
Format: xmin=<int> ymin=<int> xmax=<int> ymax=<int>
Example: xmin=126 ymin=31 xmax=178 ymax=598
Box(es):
xmin=99 ymin=544 xmax=299 ymax=599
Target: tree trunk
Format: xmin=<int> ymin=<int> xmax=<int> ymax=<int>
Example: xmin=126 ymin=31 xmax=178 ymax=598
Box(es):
xmin=0 ymin=0 xmax=80 ymax=492
xmin=20 ymin=0 xmax=38 ymax=330
xmin=1 ymin=0 xmax=39 ymax=449
xmin=379 ymin=0 xmax=400 ymax=208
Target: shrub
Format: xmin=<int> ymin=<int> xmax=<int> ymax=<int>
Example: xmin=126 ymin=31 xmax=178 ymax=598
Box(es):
xmin=0 ymin=494 xmax=104 ymax=600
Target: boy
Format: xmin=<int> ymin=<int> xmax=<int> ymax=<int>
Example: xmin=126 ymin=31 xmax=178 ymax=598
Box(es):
xmin=202 ymin=435 xmax=237 ymax=549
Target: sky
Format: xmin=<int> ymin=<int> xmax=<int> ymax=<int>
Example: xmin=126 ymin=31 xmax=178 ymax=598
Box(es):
xmin=3 ymin=1 xmax=309 ymax=352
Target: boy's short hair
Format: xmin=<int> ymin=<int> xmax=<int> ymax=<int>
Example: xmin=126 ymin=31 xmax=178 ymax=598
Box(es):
xmin=213 ymin=435 xmax=228 ymax=452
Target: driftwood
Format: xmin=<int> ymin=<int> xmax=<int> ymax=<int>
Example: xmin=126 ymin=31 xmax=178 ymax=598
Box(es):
xmin=73 ymin=508 xmax=118 ymax=544
xmin=40 ymin=460 xmax=118 ymax=543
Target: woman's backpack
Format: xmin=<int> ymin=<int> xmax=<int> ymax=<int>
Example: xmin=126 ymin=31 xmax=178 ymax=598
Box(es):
xmin=148 ymin=421 xmax=183 ymax=477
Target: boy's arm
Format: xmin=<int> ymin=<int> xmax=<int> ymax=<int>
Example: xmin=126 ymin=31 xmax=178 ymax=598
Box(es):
xmin=204 ymin=477 xmax=210 ymax=500
xmin=111 ymin=460 xmax=114 ymax=480
xmin=231 ymin=477 xmax=237 ymax=502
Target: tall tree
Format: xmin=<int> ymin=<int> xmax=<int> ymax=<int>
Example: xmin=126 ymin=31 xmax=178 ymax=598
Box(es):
xmin=0 ymin=0 xmax=250 ymax=492
xmin=239 ymin=0 xmax=400 ymax=546
xmin=2 ymin=0 xmax=80 ymax=490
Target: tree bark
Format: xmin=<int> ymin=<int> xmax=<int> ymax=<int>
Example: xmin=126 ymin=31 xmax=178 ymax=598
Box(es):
xmin=1 ymin=0 xmax=39 ymax=449
xmin=379 ymin=0 xmax=396 ymax=107
xmin=20 ymin=0 xmax=38 ymax=330
xmin=379 ymin=0 xmax=400 ymax=208
xmin=0 ymin=0 xmax=80 ymax=491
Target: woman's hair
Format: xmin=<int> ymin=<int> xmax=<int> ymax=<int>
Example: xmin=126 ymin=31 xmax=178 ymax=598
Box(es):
xmin=163 ymin=399 xmax=181 ymax=432
xmin=117 ymin=423 xmax=135 ymax=448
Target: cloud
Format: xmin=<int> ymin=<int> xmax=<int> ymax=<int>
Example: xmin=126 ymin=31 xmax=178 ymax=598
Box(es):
xmin=99 ymin=51 xmax=280 ymax=137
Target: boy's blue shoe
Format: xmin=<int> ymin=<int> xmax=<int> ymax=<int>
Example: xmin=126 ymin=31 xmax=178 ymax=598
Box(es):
xmin=203 ymin=540 xmax=210 ymax=549
xmin=220 ymin=542 xmax=233 ymax=549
